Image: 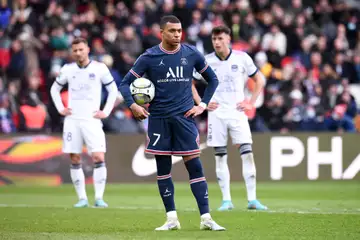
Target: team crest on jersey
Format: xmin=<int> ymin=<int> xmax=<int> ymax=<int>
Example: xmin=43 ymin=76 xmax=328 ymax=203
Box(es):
xmin=231 ymin=64 xmax=239 ymax=72
xmin=89 ymin=73 xmax=95 ymax=80
xmin=180 ymin=58 xmax=188 ymax=65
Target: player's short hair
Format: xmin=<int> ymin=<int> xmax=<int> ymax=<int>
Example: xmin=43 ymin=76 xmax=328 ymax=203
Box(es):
xmin=212 ymin=25 xmax=231 ymax=36
xmin=71 ymin=37 xmax=88 ymax=46
xmin=160 ymin=15 xmax=181 ymax=29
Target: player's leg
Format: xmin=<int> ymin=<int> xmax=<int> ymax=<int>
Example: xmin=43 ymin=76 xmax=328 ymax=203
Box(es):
xmin=62 ymin=118 xmax=88 ymax=207
xmin=81 ymin=120 xmax=108 ymax=207
xmin=207 ymin=114 xmax=233 ymax=211
xmin=145 ymin=117 xmax=179 ymax=230
xmin=154 ymin=155 xmax=180 ymax=230
xmin=91 ymin=152 xmax=107 ymax=207
xmin=172 ymin=115 xmax=225 ymax=231
xmin=230 ymin=117 xmax=267 ymax=210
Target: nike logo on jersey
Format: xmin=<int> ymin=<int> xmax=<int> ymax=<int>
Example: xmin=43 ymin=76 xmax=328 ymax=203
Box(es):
xmin=132 ymin=142 xmax=208 ymax=176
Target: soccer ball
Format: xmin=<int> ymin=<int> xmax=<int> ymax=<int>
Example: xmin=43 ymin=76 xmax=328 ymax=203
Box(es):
xmin=130 ymin=78 xmax=155 ymax=105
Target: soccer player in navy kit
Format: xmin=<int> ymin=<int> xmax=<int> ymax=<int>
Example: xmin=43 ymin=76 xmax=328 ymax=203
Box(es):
xmin=119 ymin=15 xmax=225 ymax=231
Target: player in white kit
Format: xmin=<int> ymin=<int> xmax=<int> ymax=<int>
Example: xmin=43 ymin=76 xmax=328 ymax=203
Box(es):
xmin=50 ymin=38 xmax=118 ymax=208
xmin=193 ymin=26 xmax=267 ymax=211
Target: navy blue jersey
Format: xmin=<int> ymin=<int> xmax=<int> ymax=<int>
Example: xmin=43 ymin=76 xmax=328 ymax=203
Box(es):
xmin=123 ymin=44 xmax=210 ymax=118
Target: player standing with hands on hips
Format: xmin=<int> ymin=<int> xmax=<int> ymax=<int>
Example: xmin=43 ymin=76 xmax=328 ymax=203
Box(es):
xmin=193 ymin=26 xmax=267 ymax=211
xmin=119 ymin=15 xmax=225 ymax=231
xmin=50 ymin=38 xmax=118 ymax=208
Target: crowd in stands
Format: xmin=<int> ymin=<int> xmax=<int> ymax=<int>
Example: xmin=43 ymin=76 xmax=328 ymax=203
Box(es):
xmin=0 ymin=0 xmax=359 ymax=134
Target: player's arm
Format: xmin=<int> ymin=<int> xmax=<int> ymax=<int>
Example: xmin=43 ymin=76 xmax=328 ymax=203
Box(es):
xmin=238 ymin=53 xmax=266 ymax=110
xmin=191 ymin=80 xmax=201 ymax=106
xmin=192 ymin=71 xmax=219 ymax=112
xmin=50 ymin=65 xmax=71 ymax=116
xmin=194 ymin=52 xmax=219 ymax=109
xmin=185 ymin=52 xmax=219 ymax=118
xmin=248 ymin=70 xmax=265 ymax=106
xmin=119 ymin=54 xmax=149 ymax=120
xmin=100 ymin=64 xmax=118 ymax=118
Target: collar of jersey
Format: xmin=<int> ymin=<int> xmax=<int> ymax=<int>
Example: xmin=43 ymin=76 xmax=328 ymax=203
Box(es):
xmin=159 ymin=43 xmax=181 ymax=54
xmin=76 ymin=60 xmax=92 ymax=69
xmin=215 ymin=49 xmax=232 ymax=61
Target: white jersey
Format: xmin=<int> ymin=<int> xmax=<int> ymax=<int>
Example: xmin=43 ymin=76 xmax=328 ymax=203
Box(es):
xmin=195 ymin=50 xmax=258 ymax=119
xmin=56 ymin=61 xmax=114 ymax=120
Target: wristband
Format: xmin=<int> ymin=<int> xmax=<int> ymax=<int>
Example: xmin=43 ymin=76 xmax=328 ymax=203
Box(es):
xmin=199 ymin=102 xmax=207 ymax=109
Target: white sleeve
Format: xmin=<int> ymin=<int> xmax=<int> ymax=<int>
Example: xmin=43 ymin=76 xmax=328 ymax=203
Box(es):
xmin=55 ymin=65 xmax=68 ymax=86
xmin=100 ymin=63 xmax=114 ymax=85
xmin=50 ymin=66 xmax=67 ymax=113
xmin=102 ymin=81 xmax=118 ymax=117
xmin=244 ymin=53 xmax=258 ymax=77
xmin=193 ymin=68 xmax=203 ymax=81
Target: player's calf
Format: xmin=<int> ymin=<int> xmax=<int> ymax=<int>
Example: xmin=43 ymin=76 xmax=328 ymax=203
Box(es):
xmin=92 ymin=152 xmax=108 ymax=207
xmin=69 ymin=153 xmax=88 ymax=207
xmin=184 ymin=156 xmax=225 ymax=230
xmin=155 ymin=155 xmax=178 ymax=230
xmin=238 ymin=144 xmax=267 ymax=210
xmin=214 ymin=147 xmax=233 ymax=211
xmin=184 ymin=155 xmax=209 ymax=216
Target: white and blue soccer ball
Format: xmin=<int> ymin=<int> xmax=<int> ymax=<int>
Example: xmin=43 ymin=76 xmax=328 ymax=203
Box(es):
xmin=130 ymin=78 xmax=155 ymax=105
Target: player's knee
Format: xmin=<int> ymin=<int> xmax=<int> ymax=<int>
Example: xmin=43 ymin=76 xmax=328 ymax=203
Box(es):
xmin=92 ymin=152 xmax=105 ymax=163
xmin=214 ymin=146 xmax=227 ymax=156
xmin=239 ymin=143 xmax=252 ymax=155
xmin=155 ymin=155 xmax=172 ymax=175
xmin=183 ymin=154 xmax=200 ymax=162
xmin=70 ymin=154 xmax=81 ymax=164
xmin=184 ymin=157 xmax=204 ymax=176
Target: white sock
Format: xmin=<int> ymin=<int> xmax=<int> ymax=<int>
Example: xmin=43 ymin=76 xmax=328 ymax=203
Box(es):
xmin=70 ymin=165 xmax=87 ymax=200
xmin=241 ymin=153 xmax=256 ymax=201
xmin=215 ymin=155 xmax=231 ymax=201
xmin=166 ymin=210 xmax=178 ymax=219
xmin=201 ymin=213 xmax=211 ymax=220
xmin=93 ymin=162 xmax=107 ymax=200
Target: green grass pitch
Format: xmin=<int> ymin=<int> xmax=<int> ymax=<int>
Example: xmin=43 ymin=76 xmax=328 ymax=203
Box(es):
xmin=0 ymin=182 xmax=359 ymax=240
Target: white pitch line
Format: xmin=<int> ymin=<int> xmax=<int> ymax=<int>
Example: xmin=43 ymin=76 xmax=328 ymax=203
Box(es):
xmin=0 ymin=204 xmax=359 ymax=215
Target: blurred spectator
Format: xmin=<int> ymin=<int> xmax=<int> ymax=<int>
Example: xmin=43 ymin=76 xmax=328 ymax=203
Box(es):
xmin=142 ymin=23 xmax=161 ymax=50
xmin=7 ymin=39 xmax=25 ymax=80
xmin=90 ymin=38 xmax=107 ymax=62
xmin=352 ymin=54 xmax=360 ymax=84
xmin=0 ymin=0 xmax=357 ymax=134
xmin=259 ymin=94 xmax=288 ymax=132
xmin=18 ymin=25 xmax=43 ymax=76
xmin=240 ymin=12 xmax=261 ymax=42
xmin=101 ymin=54 xmax=121 ymax=104
xmin=283 ymin=89 xmax=307 ymax=131
xmin=0 ymin=92 xmax=16 ymax=133
xmin=103 ymin=101 xmax=144 ymax=134
xmin=261 ymin=24 xmax=287 ymax=56
xmin=18 ymin=95 xmax=48 ymax=132
xmin=0 ymin=0 xmax=11 ymax=30
xmin=116 ymin=25 xmax=142 ymax=59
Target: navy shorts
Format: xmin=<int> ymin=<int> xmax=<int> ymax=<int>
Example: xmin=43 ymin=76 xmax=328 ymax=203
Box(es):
xmin=145 ymin=115 xmax=200 ymax=156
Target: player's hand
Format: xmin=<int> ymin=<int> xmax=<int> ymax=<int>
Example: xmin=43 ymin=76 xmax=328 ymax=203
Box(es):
xmin=237 ymin=101 xmax=254 ymax=111
xmin=207 ymin=102 xmax=219 ymax=111
xmin=184 ymin=105 xmax=205 ymax=118
xmin=60 ymin=108 xmax=72 ymax=116
xmin=93 ymin=110 xmax=107 ymax=119
xmin=130 ymin=103 xmax=149 ymax=120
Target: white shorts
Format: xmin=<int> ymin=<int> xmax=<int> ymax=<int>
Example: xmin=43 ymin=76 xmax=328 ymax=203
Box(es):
xmin=207 ymin=113 xmax=252 ymax=147
xmin=62 ymin=118 xmax=106 ymax=154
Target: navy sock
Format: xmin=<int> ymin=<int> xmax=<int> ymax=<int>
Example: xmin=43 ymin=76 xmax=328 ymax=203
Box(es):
xmin=156 ymin=155 xmax=176 ymax=213
xmin=185 ymin=157 xmax=209 ymax=215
